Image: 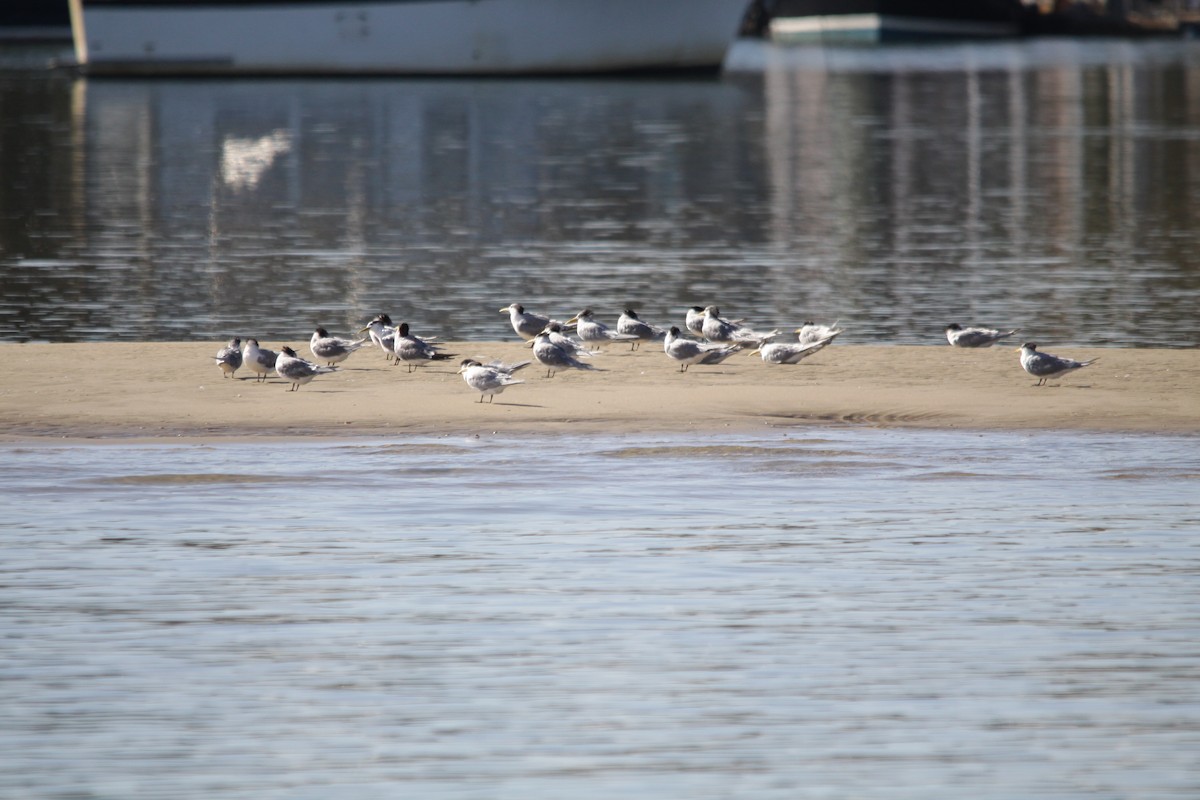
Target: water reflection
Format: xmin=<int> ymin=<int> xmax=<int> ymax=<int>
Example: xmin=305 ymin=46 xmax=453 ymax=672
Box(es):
xmin=220 ymin=130 xmax=292 ymax=191
xmin=0 ymin=39 xmax=1198 ymax=345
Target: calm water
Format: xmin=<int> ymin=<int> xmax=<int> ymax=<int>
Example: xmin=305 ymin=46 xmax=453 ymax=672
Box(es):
xmin=3 ymin=36 xmax=1200 ymax=799
xmin=2 ymin=428 xmax=1199 ymax=799
xmin=2 ymin=38 xmax=1200 ymax=346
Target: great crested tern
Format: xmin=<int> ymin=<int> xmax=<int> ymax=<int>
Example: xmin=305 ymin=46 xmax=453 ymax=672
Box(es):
xmin=532 ymin=330 xmax=600 ymax=378
xmin=616 ymin=308 xmax=667 ymax=351
xmin=700 ymin=305 xmax=778 ymax=344
xmin=501 ymin=303 xmax=569 ymax=342
xmin=796 ymin=320 xmax=843 ymax=346
xmin=684 ymin=306 xmax=707 ymax=338
xmin=458 ymin=358 xmax=529 ymax=403
xmin=750 ymin=334 xmax=836 ymax=365
xmin=310 ymin=327 xmax=368 ymax=366
xmin=214 ymin=337 xmax=243 ymax=379
xmin=358 ymin=313 xmax=397 ymax=361
xmin=275 ymin=346 xmax=336 ymax=391
xmin=946 ymin=323 xmax=1020 ymax=348
xmin=241 ymin=339 xmax=279 ymax=383
xmin=527 ymin=321 xmax=596 ymax=358
xmin=1017 ymin=342 xmax=1099 ymax=386
xmin=393 ymin=322 xmax=455 ymax=372
xmin=663 ymin=326 xmax=742 ymax=372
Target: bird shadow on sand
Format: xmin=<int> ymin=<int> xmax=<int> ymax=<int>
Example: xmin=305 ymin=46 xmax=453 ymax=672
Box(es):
xmin=1032 ymin=383 xmax=1097 ymax=389
xmin=474 ymin=401 xmax=544 ymax=408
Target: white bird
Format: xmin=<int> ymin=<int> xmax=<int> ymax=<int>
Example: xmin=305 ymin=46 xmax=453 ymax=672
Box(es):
xmin=663 ymin=326 xmax=742 ymax=372
xmin=275 ymin=346 xmax=336 ymax=391
xmin=458 ymin=358 xmax=529 ymax=403
xmin=241 ymin=339 xmax=278 ymax=383
xmin=700 ymin=306 xmax=777 ymax=344
xmin=616 ymin=308 xmax=667 ymax=351
xmin=214 ymin=337 xmax=242 ymax=379
xmin=531 ymin=321 xmax=598 ymax=359
xmin=310 ymin=327 xmax=368 ymax=366
xmin=567 ymin=309 xmax=639 ymax=349
xmin=1017 ymin=342 xmax=1099 ymax=387
xmin=532 ymin=330 xmax=601 ymax=378
xmin=684 ymin=306 xmax=708 ymax=339
xmin=946 ymin=323 xmax=1021 ymax=348
xmin=796 ymin=320 xmax=843 ymax=346
xmin=393 ymin=322 xmax=455 ymax=373
xmin=750 ymin=335 xmax=836 ymax=365
xmin=358 ymin=313 xmax=397 ymax=361
xmin=501 ymin=303 xmax=569 ymax=342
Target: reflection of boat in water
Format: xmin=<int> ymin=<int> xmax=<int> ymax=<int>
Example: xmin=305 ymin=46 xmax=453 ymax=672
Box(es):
xmin=68 ymin=0 xmax=752 ymax=75
xmin=755 ymin=0 xmax=1023 ymax=43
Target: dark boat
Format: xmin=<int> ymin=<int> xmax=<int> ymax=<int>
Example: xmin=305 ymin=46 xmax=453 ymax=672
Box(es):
xmin=0 ymin=0 xmax=70 ymax=42
xmin=751 ymin=0 xmax=1025 ymax=42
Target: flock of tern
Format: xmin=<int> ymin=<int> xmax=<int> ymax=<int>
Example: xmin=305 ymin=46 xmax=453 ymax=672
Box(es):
xmin=211 ymin=306 xmax=1098 ymax=399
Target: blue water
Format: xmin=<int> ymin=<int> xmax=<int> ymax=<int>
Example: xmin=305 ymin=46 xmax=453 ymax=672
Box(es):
xmin=2 ymin=428 xmax=1198 ymax=798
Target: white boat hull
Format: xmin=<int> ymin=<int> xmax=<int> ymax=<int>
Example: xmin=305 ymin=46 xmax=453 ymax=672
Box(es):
xmin=70 ymin=0 xmax=750 ymax=75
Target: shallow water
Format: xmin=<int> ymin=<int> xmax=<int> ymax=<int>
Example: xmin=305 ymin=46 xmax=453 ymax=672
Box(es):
xmin=2 ymin=38 xmax=1200 ymax=346
xmin=2 ymin=428 xmax=1198 ymax=798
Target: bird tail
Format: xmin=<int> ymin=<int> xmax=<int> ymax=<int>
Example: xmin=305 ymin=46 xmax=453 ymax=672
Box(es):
xmin=802 ymin=336 xmax=837 ymax=354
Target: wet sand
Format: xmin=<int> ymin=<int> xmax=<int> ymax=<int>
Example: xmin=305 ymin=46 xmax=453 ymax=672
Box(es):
xmin=2 ymin=340 xmax=1197 ymax=441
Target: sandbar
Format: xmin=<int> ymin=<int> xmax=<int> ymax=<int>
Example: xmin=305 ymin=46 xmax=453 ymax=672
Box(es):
xmin=1 ymin=340 xmax=1197 ymax=442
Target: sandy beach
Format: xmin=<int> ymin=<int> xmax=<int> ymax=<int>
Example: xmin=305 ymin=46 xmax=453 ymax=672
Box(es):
xmin=1 ymin=340 xmax=1197 ymax=441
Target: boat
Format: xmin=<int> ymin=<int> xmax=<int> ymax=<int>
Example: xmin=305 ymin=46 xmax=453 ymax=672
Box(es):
xmin=759 ymin=0 xmax=1023 ymax=43
xmin=67 ymin=0 xmax=753 ymax=75
xmin=1 ymin=0 xmax=71 ymax=42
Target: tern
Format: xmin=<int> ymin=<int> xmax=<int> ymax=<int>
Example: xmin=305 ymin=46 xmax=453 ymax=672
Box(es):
xmin=310 ymin=327 xmax=368 ymax=366
xmin=358 ymin=313 xmax=397 ymax=361
xmin=684 ymin=306 xmax=709 ymax=339
xmin=530 ymin=321 xmax=597 ymax=358
xmin=393 ymin=323 xmax=455 ymax=372
xmin=700 ymin=306 xmax=778 ymax=344
xmin=796 ymin=320 xmax=843 ymax=346
xmin=616 ymin=308 xmax=667 ymax=351
xmin=241 ymin=339 xmax=278 ymax=383
xmin=531 ymin=330 xmax=600 ymax=378
xmin=458 ymin=358 xmax=529 ymax=403
xmin=750 ymin=335 xmax=836 ymax=365
xmin=214 ymin=335 xmax=242 ymax=376
xmin=663 ymin=326 xmax=742 ymax=372
xmin=501 ymin=303 xmax=568 ymax=342
xmin=214 ymin=338 xmax=243 ymax=379
xmin=946 ymin=323 xmax=1020 ymax=348
xmin=1017 ymin=342 xmax=1099 ymax=387
xmin=275 ymin=346 xmax=336 ymax=391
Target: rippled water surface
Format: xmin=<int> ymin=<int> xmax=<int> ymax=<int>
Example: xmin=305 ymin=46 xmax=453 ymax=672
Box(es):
xmin=3 ymin=428 xmax=1198 ymax=798
xmin=2 ymin=38 xmax=1200 ymax=346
